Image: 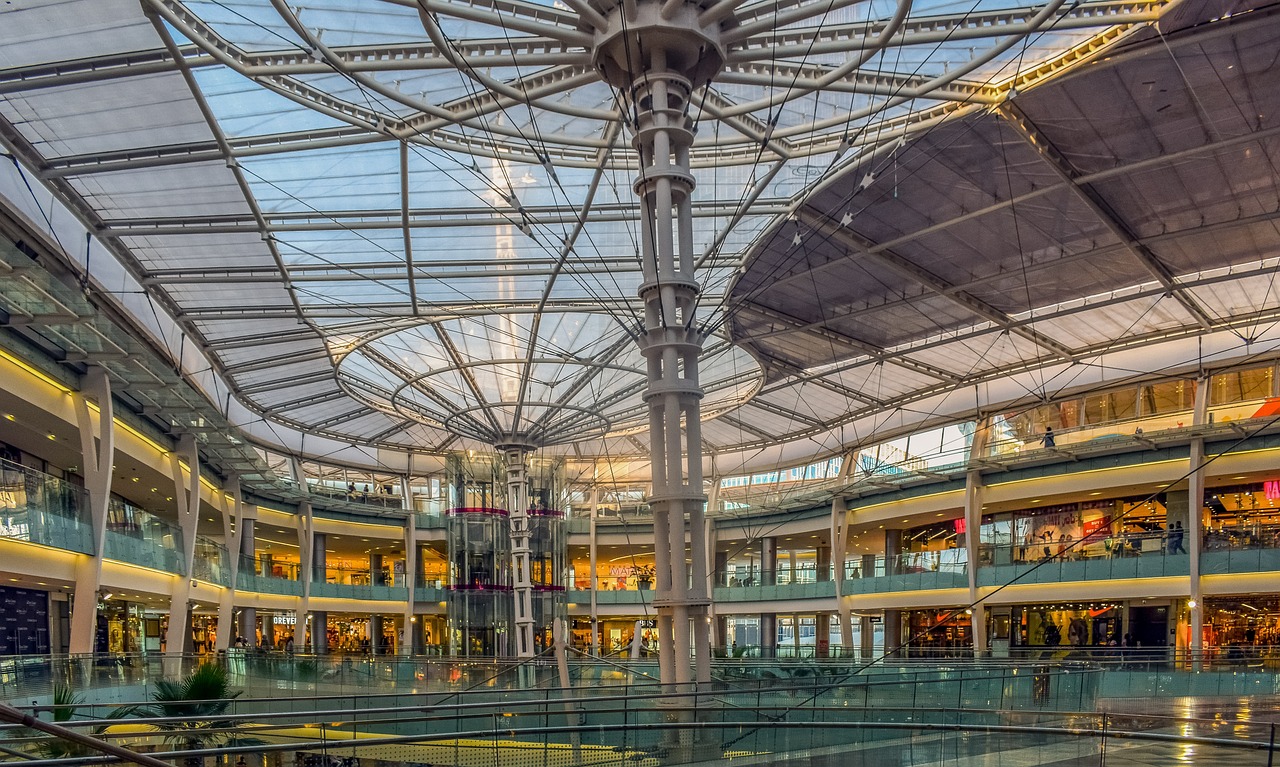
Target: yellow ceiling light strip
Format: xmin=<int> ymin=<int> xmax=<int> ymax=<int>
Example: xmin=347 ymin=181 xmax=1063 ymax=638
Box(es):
xmin=0 ymin=348 xmax=72 ymax=393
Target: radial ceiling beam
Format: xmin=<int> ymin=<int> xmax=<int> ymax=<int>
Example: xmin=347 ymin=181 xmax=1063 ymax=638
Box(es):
xmin=236 ymin=38 xmax=591 ymax=73
xmin=738 ymin=303 xmax=965 ymax=384
xmin=726 ymin=1 xmax=1165 ymax=61
xmin=236 ymin=370 xmax=336 ymax=395
xmin=219 ymin=347 xmax=333 ymax=374
xmin=717 ymin=65 xmax=1000 ymax=104
xmin=742 ymin=397 xmax=827 ymax=429
xmin=717 ymin=414 xmax=779 ymax=442
xmin=759 ymin=355 xmax=888 ymax=408
xmin=397 ymin=0 xmax=590 ymax=45
xmin=107 ymin=199 xmax=789 ymax=235
xmin=0 ymin=46 xmax=207 ymax=94
xmin=266 ymin=389 xmax=351 ymax=413
xmin=176 ymin=298 xmax=646 ymax=321
xmin=145 ymin=264 xmax=648 ymax=286
xmin=358 ymin=344 xmax=500 ymax=439
xmin=996 ymin=103 xmax=1216 ymax=331
xmin=794 ymin=208 xmax=1078 ymax=362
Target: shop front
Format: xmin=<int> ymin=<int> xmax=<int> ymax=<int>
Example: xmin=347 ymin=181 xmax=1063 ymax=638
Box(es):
xmin=902 ymin=609 xmax=972 ymax=658
xmin=1202 ymin=596 xmax=1280 ymax=664
xmin=980 ymin=498 xmax=1167 ymax=566
xmin=1008 ymin=601 xmax=1124 ymax=657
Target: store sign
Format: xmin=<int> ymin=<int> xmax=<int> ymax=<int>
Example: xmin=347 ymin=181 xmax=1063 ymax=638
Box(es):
xmin=1265 ymin=480 xmax=1280 ymax=500
xmin=273 ymin=615 xmax=296 ymax=626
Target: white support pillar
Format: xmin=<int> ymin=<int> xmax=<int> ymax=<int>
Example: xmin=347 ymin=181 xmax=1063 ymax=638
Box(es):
xmin=587 ymin=485 xmax=600 ymax=655
xmin=964 ymin=470 xmax=986 ymax=656
xmin=965 ymin=417 xmax=992 ymax=657
xmin=164 ymin=433 xmax=201 ymax=660
xmin=400 ymin=514 xmax=417 ymax=656
xmin=832 ymin=495 xmax=854 ymax=651
xmin=69 ymin=366 xmax=115 ymax=656
xmin=1188 ymin=375 xmax=1209 ymax=661
xmin=214 ymin=478 xmax=244 ymax=653
xmin=502 ymin=445 xmax=536 ymax=659
xmin=295 ymin=500 xmax=313 ymax=653
xmin=592 ymin=3 xmax=732 ymax=697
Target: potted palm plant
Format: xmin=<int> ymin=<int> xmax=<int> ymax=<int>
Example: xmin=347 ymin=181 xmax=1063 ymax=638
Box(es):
xmin=631 ymin=564 xmax=656 ymax=590
xmin=126 ymin=663 xmax=258 ymax=767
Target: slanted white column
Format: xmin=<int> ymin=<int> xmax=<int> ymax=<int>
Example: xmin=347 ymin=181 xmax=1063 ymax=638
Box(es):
xmin=1188 ymin=375 xmax=1209 ymax=661
xmin=400 ymin=514 xmax=416 ymax=655
xmin=831 ymin=495 xmax=854 ymax=651
xmin=587 ymin=485 xmax=600 ymax=655
xmin=69 ymin=366 xmax=114 ymax=655
xmin=164 ymin=433 xmax=201 ymax=659
xmin=965 ymin=418 xmax=992 ymax=656
xmin=214 ymin=478 xmax=245 ymax=652
xmin=296 ymin=500 xmax=314 ymax=650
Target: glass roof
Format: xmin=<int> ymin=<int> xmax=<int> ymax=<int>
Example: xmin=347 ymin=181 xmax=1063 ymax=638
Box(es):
xmin=7 ymin=0 xmax=1274 ymax=471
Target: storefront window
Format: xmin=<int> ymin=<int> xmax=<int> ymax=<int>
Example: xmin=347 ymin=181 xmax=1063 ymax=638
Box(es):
xmin=1083 ymin=388 xmax=1137 ymax=424
xmin=904 ymin=609 xmax=971 ymax=657
xmin=1203 ymin=596 xmax=1280 ymax=650
xmin=1012 ymin=603 xmax=1122 ymax=650
xmin=1140 ymin=379 xmax=1194 ymax=415
xmin=1210 ymin=366 xmax=1273 ymax=406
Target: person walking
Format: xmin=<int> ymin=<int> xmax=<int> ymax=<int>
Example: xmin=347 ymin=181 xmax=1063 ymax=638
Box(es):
xmin=1169 ymin=521 xmax=1187 ymax=554
xmin=1042 ymin=427 xmax=1056 ymax=448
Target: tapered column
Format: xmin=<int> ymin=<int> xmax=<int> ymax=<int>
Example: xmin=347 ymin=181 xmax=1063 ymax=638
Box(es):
xmin=587 ymin=486 xmax=600 ymax=655
xmin=832 ymin=496 xmax=855 ymax=650
xmin=215 ymin=480 xmax=244 ymax=653
xmin=1188 ymin=375 xmax=1209 ymax=662
xmin=964 ymin=470 xmax=986 ymax=656
xmin=164 ymin=433 xmax=200 ymax=661
xmin=966 ymin=418 xmax=992 ymax=657
xmin=69 ymin=366 xmax=114 ymax=655
xmin=400 ymin=516 xmax=416 ymax=655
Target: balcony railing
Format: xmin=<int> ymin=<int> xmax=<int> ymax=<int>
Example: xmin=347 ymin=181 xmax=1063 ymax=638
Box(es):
xmin=236 ymin=555 xmax=302 ymax=595
xmin=103 ymin=498 xmax=185 ymax=574
xmin=1201 ymin=522 xmax=1280 ymax=574
xmin=977 ymin=536 xmax=1189 ymax=586
xmin=191 ymin=535 xmax=231 ymax=586
xmin=842 ymin=550 xmax=969 ymax=594
xmin=311 ymin=565 xmax=409 ymax=600
xmin=0 ymin=458 xmax=94 ymax=554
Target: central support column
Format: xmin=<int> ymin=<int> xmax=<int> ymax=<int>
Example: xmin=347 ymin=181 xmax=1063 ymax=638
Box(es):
xmin=592 ymin=0 xmax=731 ymax=703
xmin=501 ymin=444 xmax=536 ymax=658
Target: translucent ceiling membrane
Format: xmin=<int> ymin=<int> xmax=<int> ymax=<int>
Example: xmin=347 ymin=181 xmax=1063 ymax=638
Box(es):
xmin=7 ymin=0 xmax=1273 ymax=463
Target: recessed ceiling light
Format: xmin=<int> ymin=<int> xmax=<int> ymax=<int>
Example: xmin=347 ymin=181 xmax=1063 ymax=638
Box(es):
xmin=47 ymin=434 xmax=56 ymax=440
xmin=3 ymin=414 xmax=13 ymax=421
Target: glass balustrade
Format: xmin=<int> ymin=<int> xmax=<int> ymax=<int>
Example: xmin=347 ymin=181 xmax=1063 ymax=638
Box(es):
xmin=0 ymin=458 xmax=94 ymax=554
xmin=978 ymin=532 xmax=1189 ymax=586
xmin=840 ymin=550 xmax=969 ymax=593
xmin=102 ymin=498 xmax=185 ymax=574
xmin=1201 ymin=522 xmax=1280 ymax=574
xmin=236 ymin=554 xmax=303 ymax=595
xmin=191 ymin=535 xmax=230 ymax=585
xmin=311 ymin=565 xmax=409 ymax=600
